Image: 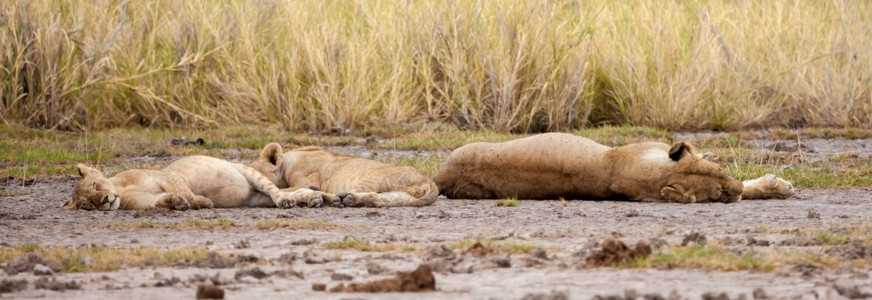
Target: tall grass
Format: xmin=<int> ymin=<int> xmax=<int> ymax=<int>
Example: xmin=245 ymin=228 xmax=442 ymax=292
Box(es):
xmin=1 ymin=0 xmax=870 ymax=132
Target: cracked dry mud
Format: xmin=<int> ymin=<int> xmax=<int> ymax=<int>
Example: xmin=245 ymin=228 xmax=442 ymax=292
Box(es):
xmin=2 ymin=140 xmax=872 ymax=299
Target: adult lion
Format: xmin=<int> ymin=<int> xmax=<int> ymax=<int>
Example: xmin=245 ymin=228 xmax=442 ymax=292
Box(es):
xmin=64 ymin=154 xmax=325 ymax=211
xmin=432 ymin=133 xmax=793 ymax=203
xmin=250 ymin=144 xmax=438 ymax=207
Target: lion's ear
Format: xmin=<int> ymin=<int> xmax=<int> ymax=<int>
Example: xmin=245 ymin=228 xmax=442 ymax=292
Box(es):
xmin=660 ymin=184 xmax=696 ymax=203
xmin=260 ymin=143 xmax=283 ymax=166
xmin=61 ymin=199 xmax=77 ymax=210
xmin=76 ymin=164 xmax=100 ymax=177
xmin=668 ymin=142 xmax=697 ymax=161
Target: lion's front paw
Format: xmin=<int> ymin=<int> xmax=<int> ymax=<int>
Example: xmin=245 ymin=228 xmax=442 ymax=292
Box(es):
xmin=275 ymin=192 xmax=298 ymax=209
xmin=170 ymin=194 xmax=191 ymax=211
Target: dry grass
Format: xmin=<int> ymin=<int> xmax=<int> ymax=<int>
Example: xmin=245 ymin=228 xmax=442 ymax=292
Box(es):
xmin=322 ymin=239 xmax=417 ymax=253
xmin=0 ymin=244 xmax=207 ymax=272
xmin=629 ymin=245 xmax=843 ymax=272
xmin=2 ymin=1 xmax=870 ymax=132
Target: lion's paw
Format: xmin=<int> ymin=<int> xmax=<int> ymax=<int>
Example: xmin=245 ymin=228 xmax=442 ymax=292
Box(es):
xmin=300 ymin=190 xmax=323 ymax=208
xmin=742 ymin=174 xmax=794 ymax=200
xmin=170 ymin=194 xmax=191 ymax=211
xmin=275 ymin=192 xmax=298 ymax=209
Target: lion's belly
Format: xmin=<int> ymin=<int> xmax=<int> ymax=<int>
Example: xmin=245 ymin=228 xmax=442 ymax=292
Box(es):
xmin=163 ymin=156 xmax=255 ymax=207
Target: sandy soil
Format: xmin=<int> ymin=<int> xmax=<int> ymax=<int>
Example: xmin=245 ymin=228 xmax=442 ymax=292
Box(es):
xmin=2 ymin=140 xmax=872 ymax=299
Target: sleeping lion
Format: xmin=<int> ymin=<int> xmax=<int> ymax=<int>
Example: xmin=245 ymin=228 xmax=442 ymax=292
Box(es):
xmin=65 ymin=154 xmax=325 ymax=211
xmin=432 ymin=133 xmax=793 ymax=203
xmin=250 ymin=144 xmax=438 ymax=207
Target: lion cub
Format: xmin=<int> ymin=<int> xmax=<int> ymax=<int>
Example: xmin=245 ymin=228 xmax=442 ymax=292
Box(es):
xmin=250 ymin=144 xmax=439 ymax=207
xmin=433 ymin=133 xmax=793 ymax=203
xmin=65 ymin=156 xmax=325 ymax=211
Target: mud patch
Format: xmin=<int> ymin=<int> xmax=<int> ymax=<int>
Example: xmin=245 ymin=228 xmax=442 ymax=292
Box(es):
xmin=825 ymin=242 xmax=872 ymax=259
xmin=328 ymin=264 xmax=435 ymax=293
xmin=35 ymin=277 xmax=82 ymax=291
xmin=5 ymin=253 xmax=61 ymax=275
xmin=0 ymin=279 xmax=28 ymax=293
xmin=585 ymin=238 xmax=652 ymax=267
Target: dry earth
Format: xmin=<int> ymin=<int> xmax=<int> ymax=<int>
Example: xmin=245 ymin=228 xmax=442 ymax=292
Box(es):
xmin=2 ymin=138 xmax=872 ymax=300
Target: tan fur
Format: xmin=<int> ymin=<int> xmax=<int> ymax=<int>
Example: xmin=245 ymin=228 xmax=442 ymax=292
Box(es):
xmin=432 ymin=133 xmax=794 ymax=203
xmin=65 ymin=156 xmax=324 ymax=211
xmin=251 ymin=144 xmax=438 ymax=207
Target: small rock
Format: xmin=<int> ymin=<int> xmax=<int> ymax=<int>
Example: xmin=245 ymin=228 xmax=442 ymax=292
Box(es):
xmin=625 ymin=209 xmax=640 ymax=217
xmin=746 ymin=236 xmax=771 ymax=247
xmin=331 ymin=272 xmax=354 ymax=281
xmin=312 ymin=283 xmax=327 ymax=291
xmin=33 ymin=264 xmax=53 ymax=276
xmin=196 ymin=284 xmax=225 ymax=299
xmin=234 ymin=267 xmax=270 ymax=280
xmin=530 ymin=248 xmax=549 ymax=260
xmin=752 ymin=287 xmax=769 ymax=299
xmin=701 ymin=292 xmax=729 ymax=300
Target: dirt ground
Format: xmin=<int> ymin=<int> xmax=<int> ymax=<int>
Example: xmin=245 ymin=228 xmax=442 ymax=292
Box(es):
xmin=2 ymin=138 xmax=872 ymax=299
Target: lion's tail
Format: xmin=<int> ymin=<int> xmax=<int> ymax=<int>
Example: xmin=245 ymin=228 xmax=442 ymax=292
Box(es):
xmin=377 ymin=180 xmax=439 ymax=207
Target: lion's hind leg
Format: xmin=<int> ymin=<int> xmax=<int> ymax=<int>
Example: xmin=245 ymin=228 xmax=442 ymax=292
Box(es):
xmin=742 ymin=174 xmax=794 ymax=200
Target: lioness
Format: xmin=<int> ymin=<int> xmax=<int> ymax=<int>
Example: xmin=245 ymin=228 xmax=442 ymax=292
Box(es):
xmin=432 ymin=133 xmax=794 ymax=203
xmin=250 ymin=144 xmax=438 ymax=207
xmin=65 ymin=154 xmax=325 ymax=211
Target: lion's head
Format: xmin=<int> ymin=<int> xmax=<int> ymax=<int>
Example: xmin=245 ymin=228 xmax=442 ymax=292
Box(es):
xmin=64 ymin=164 xmax=120 ymax=211
xmin=659 ymin=142 xmax=744 ymax=203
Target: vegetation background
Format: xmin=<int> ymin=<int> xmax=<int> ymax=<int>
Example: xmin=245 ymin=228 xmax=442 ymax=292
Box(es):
xmin=2 ymin=0 xmax=870 ymax=133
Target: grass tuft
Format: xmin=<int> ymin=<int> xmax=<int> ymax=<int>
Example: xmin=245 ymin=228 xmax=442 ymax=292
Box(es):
xmin=0 ymin=244 xmax=207 ymax=273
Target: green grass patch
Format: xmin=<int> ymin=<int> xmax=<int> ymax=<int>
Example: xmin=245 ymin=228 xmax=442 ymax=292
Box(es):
xmin=322 ymin=239 xmax=417 ymax=252
xmin=802 ymin=224 xmax=872 ymax=245
xmin=254 ymin=218 xmax=339 ymax=230
xmin=0 ymin=244 xmax=207 ymax=273
xmin=447 ymin=239 xmax=544 ymax=254
xmin=497 ymin=198 xmax=519 ymax=207
xmin=629 ymin=245 xmax=844 ymax=272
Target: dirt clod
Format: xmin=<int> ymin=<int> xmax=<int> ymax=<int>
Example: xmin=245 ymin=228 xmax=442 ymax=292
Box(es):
xmin=522 ymin=290 xmax=569 ymax=300
xmin=35 ymin=277 xmax=81 ymax=291
xmin=585 ymin=237 xmax=652 ymax=267
xmin=825 ymin=242 xmax=872 ymax=259
xmin=196 ymin=284 xmax=225 ymax=299
xmin=752 ymin=287 xmax=769 ymax=299
xmin=331 ymin=272 xmax=354 ymax=281
xmin=0 ymin=279 xmax=28 ymax=293
xmin=5 ymin=253 xmax=60 ymax=275
xmin=746 ymin=236 xmax=770 ymax=247
xmin=328 ymin=264 xmax=436 ymax=293
xmin=681 ymin=232 xmax=707 ymax=246
xmin=234 ymin=267 xmax=270 ymax=280
xmin=777 ymin=237 xmax=823 ymax=247
xmin=701 ymin=292 xmax=729 ymax=300
xmin=834 ymin=284 xmax=872 ymax=299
